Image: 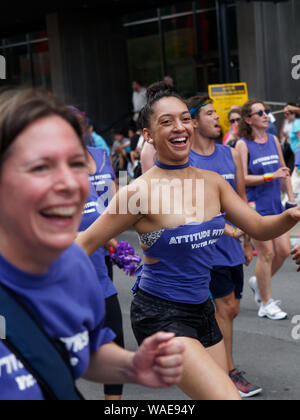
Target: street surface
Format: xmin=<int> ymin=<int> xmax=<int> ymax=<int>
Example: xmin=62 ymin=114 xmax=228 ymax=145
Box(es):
xmin=78 ymin=229 xmax=300 ymax=401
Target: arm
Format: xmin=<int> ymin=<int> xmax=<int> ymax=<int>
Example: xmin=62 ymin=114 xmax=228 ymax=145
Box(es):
xmin=217 ymin=175 xmax=300 ymax=241
xmin=83 ymin=333 xmax=184 ymax=388
xmin=236 ymin=139 xmax=290 ymax=187
xmin=285 ymin=105 xmax=300 ymax=117
xmin=231 ymin=148 xmax=253 ymax=265
xmin=231 ymin=148 xmax=247 ymax=202
xmin=274 ymin=135 xmax=295 ymax=203
xmin=76 ymin=182 xmax=145 ymax=256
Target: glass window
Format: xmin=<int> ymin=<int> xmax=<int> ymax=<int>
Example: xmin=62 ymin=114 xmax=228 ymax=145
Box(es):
xmin=3 ymin=45 xmax=33 ymax=86
xmin=162 ymin=14 xmax=196 ymax=98
xmin=2 ymin=34 xmax=27 ymax=47
xmin=227 ymin=5 xmax=239 ymax=82
xmin=29 ymin=30 xmax=48 ymax=41
xmin=31 ymin=40 xmax=52 ymax=89
xmin=123 ymin=9 xmax=157 ymax=25
xmin=0 ymin=31 xmax=51 ymax=90
xmin=195 ymin=0 xmax=216 ymax=10
xmin=160 ymin=2 xmax=193 ymax=17
xmin=195 ymin=9 xmax=220 ymax=93
xmin=126 ymin=22 xmax=162 ymax=87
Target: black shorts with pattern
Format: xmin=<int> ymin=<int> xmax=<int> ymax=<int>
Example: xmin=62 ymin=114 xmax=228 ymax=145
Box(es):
xmin=131 ymin=290 xmax=223 ymax=348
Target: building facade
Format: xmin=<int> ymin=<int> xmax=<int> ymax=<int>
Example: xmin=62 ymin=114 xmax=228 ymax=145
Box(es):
xmin=0 ymin=0 xmax=299 ymax=136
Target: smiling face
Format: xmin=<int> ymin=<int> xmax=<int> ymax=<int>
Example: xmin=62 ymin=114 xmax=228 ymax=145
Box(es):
xmin=143 ymin=96 xmax=194 ymax=165
xmin=0 ymin=115 xmax=90 ymax=271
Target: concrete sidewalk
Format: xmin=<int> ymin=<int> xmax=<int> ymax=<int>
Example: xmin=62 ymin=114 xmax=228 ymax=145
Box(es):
xmin=291 ymin=224 xmax=300 ymax=238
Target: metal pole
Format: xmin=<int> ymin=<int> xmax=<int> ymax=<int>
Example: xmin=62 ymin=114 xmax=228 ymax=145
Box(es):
xmin=216 ymin=0 xmax=231 ymax=83
xmin=157 ymin=8 xmax=167 ymax=78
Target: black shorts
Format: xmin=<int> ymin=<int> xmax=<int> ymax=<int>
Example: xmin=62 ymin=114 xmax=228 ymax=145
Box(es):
xmin=210 ymin=265 xmax=244 ymax=300
xmin=131 ymin=290 xmax=223 ymax=349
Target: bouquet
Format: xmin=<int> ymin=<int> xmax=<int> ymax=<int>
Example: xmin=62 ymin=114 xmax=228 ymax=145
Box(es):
xmin=109 ymin=241 xmax=142 ymax=276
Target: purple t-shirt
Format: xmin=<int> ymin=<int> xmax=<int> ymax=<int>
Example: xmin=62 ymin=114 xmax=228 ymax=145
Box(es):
xmin=79 ymin=183 xmax=117 ymax=299
xmin=0 ymin=244 xmax=115 ymax=400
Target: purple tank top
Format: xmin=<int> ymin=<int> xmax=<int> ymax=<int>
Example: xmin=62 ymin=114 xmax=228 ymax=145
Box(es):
xmin=189 ymin=145 xmax=245 ymax=267
xmin=137 ymin=215 xmax=226 ymax=304
xmin=241 ymin=134 xmax=284 ymax=216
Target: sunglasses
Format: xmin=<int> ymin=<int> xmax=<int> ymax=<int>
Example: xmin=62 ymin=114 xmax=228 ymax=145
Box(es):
xmin=229 ymin=118 xmax=241 ymax=124
xmin=250 ymin=109 xmax=271 ymax=118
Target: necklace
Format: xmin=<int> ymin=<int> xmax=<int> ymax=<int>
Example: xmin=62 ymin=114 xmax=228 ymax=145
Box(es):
xmin=155 ymin=160 xmax=190 ymax=170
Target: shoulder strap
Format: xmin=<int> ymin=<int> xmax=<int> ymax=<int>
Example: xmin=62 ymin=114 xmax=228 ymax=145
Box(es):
xmin=0 ymin=283 xmax=84 ymax=400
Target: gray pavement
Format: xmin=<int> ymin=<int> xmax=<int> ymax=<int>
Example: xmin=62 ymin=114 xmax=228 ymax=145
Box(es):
xmin=78 ymin=229 xmax=300 ymax=401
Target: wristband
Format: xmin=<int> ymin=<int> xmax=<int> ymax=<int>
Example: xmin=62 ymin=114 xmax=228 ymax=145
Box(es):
xmin=264 ymin=173 xmax=274 ymax=183
xmin=285 ymin=201 xmax=298 ymax=210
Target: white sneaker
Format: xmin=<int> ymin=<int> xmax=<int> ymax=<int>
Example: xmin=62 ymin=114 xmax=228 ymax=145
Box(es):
xmin=258 ymin=300 xmax=288 ymax=321
xmin=249 ymin=276 xmax=262 ymax=307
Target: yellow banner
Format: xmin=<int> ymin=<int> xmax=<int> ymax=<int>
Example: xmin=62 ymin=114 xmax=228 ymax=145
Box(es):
xmin=208 ymin=83 xmax=248 ymax=138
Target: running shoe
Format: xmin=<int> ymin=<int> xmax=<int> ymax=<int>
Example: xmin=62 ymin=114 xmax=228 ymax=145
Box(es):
xmin=249 ymin=276 xmax=262 ymax=307
xmin=258 ymin=299 xmax=288 ymax=320
xmin=229 ymin=369 xmax=262 ymax=398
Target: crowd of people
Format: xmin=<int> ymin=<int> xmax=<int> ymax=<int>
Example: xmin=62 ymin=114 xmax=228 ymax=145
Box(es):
xmin=1 ymin=80 xmax=300 ymax=401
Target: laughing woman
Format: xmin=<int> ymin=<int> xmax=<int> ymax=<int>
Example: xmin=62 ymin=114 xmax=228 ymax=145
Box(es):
xmin=0 ymin=87 xmax=185 ymax=400
xmin=77 ymin=82 xmax=300 ymax=400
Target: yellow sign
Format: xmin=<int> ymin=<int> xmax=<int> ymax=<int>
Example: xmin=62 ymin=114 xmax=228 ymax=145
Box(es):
xmin=208 ymin=83 xmax=248 ymax=138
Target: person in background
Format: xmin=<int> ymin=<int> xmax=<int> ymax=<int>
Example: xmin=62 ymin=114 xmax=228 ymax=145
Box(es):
xmin=187 ymin=95 xmax=260 ymax=398
xmin=132 ymin=81 xmax=147 ymax=123
xmin=284 ymin=104 xmax=300 ymax=116
xmin=280 ymin=107 xmax=297 ymax=172
xmin=223 ymin=109 xmax=242 ymax=147
xmin=111 ymin=128 xmax=131 ymax=174
xmin=128 ymin=122 xmax=141 ymax=169
xmin=288 ymin=113 xmax=300 ymax=162
xmin=236 ymin=99 xmax=296 ymax=321
xmin=265 ymin=106 xmax=279 ymax=138
xmin=163 ymin=76 xmax=177 ymax=93
xmin=87 ymin=118 xmax=111 ymax=157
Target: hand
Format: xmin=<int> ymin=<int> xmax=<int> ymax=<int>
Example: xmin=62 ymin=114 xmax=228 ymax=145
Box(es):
xmin=273 ymin=167 xmax=290 ymax=180
xmin=224 ymin=224 xmax=244 ymax=239
xmin=291 ymin=243 xmax=300 ymax=272
xmin=287 ymin=206 xmax=300 ymax=222
xmin=132 ymin=332 xmax=185 ymax=389
xmin=104 ymin=238 xmax=118 ymax=252
xmin=285 ymin=201 xmax=298 ymax=210
xmin=243 ymin=243 xmax=253 ymax=267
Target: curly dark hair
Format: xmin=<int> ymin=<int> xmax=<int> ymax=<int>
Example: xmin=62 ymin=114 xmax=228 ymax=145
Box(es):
xmin=239 ymin=99 xmax=266 ymax=141
xmin=139 ymin=81 xmax=185 ymax=129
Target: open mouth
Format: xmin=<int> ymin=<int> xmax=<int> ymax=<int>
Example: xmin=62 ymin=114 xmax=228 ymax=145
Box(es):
xmin=169 ymin=137 xmax=188 ymax=146
xmin=40 ymin=206 xmax=78 ymax=220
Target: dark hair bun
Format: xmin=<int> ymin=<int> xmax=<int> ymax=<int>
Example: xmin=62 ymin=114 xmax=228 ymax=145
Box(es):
xmin=146 ymin=81 xmax=171 ymax=102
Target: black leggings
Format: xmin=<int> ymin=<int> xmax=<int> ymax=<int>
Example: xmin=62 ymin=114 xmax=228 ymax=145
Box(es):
xmin=104 ymin=294 xmax=125 ymax=396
